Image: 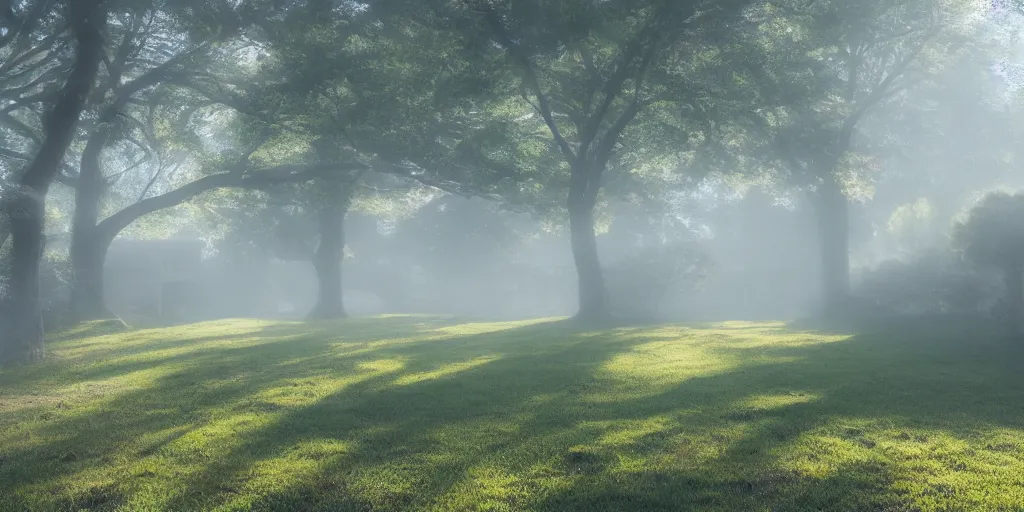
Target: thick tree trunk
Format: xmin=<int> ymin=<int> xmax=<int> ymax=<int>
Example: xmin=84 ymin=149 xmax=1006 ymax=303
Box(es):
xmin=0 ymin=0 xmax=104 ymax=365
xmin=0 ymin=194 xmax=46 ymax=365
xmin=69 ymin=231 xmax=112 ymax=321
xmin=307 ymin=203 xmax=347 ymax=320
xmin=68 ymin=130 xmax=112 ymax=322
xmin=568 ymin=169 xmax=609 ymax=323
xmin=1005 ymin=265 xmax=1023 ymax=335
xmin=812 ymin=176 xmax=851 ymax=314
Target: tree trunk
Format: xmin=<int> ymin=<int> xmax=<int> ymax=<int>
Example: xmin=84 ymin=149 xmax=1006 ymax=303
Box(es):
xmin=0 ymin=0 xmax=105 ymax=365
xmin=568 ymin=168 xmax=609 ymax=323
xmin=68 ymin=128 xmax=112 ymax=322
xmin=1005 ymin=265 xmax=1023 ymax=335
xmin=812 ymin=175 xmax=851 ymax=314
xmin=307 ymin=203 xmax=347 ymax=320
xmin=68 ymin=230 xmax=113 ymax=322
xmin=0 ymin=193 xmax=46 ymax=365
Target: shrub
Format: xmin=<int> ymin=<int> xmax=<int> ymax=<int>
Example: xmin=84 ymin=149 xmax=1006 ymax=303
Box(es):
xmin=605 ymin=242 xmax=711 ymax=321
xmin=952 ymin=190 xmax=1024 ymax=333
xmin=854 ymin=250 xmax=1001 ymax=317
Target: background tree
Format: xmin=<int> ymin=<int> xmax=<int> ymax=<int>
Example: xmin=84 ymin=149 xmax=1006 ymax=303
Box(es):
xmin=737 ymin=0 xmax=982 ymax=312
xmin=953 ymin=190 xmax=1024 ymax=334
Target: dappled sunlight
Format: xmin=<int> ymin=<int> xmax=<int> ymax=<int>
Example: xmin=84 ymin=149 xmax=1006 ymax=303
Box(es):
xmin=762 ymin=417 xmax=1024 ymax=509
xmin=3 ymin=317 xmax=1024 ymax=510
xmin=0 ymin=364 xmax=185 ymax=452
xmin=434 ymin=466 xmax=548 ymax=511
xmin=394 ymin=356 xmax=501 ymax=386
xmin=734 ymin=392 xmax=820 ymax=411
xmin=213 ymin=439 xmax=353 ymax=511
xmin=425 ymin=318 xmax=562 ymax=337
xmin=592 ymin=415 xmax=678 ymax=448
xmin=593 ymin=339 xmax=792 ymax=403
xmin=256 ymin=359 xmax=406 ymax=407
xmin=356 ymin=357 xmax=407 ymax=373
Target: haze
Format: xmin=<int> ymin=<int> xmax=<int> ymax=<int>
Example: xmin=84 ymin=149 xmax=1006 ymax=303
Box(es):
xmin=1 ymin=1 xmax=1023 ymax=510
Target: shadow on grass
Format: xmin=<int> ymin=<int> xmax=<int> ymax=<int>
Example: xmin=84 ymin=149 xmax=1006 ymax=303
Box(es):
xmin=2 ymin=316 xmax=1023 ymax=511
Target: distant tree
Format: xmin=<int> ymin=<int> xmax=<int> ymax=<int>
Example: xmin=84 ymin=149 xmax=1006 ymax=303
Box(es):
xmin=737 ymin=0 xmax=983 ymax=313
xmin=953 ymin=191 xmax=1024 ymax=334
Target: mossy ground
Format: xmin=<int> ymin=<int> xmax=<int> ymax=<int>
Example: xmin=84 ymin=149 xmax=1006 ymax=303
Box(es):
xmin=1 ymin=316 xmax=1023 ymax=511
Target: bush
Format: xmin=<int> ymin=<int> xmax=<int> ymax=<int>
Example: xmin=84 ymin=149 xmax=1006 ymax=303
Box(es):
xmin=951 ymin=190 xmax=1024 ymax=333
xmin=854 ymin=250 xmax=1001 ymax=317
xmin=605 ymin=242 xmax=711 ymax=321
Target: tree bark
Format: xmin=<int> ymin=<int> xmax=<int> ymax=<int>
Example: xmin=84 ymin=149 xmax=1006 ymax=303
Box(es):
xmin=812 ymin=175 xmax=851 ymax=313
xmin=0 ymin=0 xmax=105 ymax=366
xmin=68 ymin=123 xmax=114 ymax=322
xmin=68 ymin=230 xmax=114 ymax=322
xmin=307 ymin=202 xmax=348 ymax=320
xmin=1005 ymin=265 xmax=1023 ymax=335
xmin=0 ymin=194 xmax=46 ymax=364
xmin=568 ymin=166 xmax=609 ymax=323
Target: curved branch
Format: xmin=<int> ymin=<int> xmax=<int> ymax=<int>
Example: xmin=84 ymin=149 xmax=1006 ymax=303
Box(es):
xmin=95 ymin=164 xmax=336 ymax=241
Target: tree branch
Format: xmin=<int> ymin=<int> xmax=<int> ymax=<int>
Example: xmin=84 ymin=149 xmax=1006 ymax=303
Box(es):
xmin=95 ymin=163 xmax=336 ymax=240
xmin=479 ymin=5 xmax=577 ymax=164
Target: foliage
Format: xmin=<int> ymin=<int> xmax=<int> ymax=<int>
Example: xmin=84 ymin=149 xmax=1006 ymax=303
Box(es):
xmin=735 ymin=0 xmax=984 ymax=188
xmin=952 ymin=190 xmax=1024 ymax=271
xmin=854 ymin=250 xmax=1001 ymax=316
xmin=884 ymin=198 xmax=937 ymax=254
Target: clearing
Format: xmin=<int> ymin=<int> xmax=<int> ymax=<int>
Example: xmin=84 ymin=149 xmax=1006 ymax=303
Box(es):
xmin=1 ymin=317 xmax=1023 ymax=511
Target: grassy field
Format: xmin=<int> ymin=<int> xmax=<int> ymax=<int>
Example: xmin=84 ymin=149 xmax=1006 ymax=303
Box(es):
xmin=1 ymin=316 xmax=1023 ymax=511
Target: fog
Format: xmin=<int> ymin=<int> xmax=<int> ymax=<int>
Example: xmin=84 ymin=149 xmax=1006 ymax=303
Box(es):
xmin=50 ymin=41 xmax=1024 ymax=327
xmin=7 ymin=2 xmax=1024 ymax=510
xmin=2 ymin=0 xmax=1024 ymax=346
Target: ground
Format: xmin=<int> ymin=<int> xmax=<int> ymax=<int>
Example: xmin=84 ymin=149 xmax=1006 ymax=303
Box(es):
xmin=1 ymin=317 xmax=1023 ymax=511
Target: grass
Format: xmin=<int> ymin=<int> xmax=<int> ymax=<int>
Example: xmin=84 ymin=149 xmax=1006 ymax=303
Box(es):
xmin=1 ymin=316 xmax=1023 ymax=511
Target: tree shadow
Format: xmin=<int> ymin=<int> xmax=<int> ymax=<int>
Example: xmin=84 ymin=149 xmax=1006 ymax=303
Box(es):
xmin=2 ymin=317 xmax=1023 ymax=511
xmin=1 ymin=316 xmax=470 ymax=391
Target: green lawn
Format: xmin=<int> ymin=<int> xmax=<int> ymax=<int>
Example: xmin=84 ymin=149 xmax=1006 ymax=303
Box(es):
xmin=1 ymin=316 xmax=1023 ymax=511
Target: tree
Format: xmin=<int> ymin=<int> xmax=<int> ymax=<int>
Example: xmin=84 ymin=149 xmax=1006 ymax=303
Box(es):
xmin=0 ymin=0 xmax=83 ymax=248
xmin=401 ymin=0 xmax=753 ymax=322
xmin=67 ymin=1 xmax=232 ymax=321
xmin=737 ymin=0 xmax=981 ymax=312
xmin=953 ymin=190 xmax=1024 ymax=334
xmin=231 ymin=0 xmax=527 ymax=319
xmin=0 ymin=0 xmax=105 ymax=365
xmin=61 ymin=0 xmax=342 ymax=321
xmin=304 ymin=171 xmax=370 ymax=320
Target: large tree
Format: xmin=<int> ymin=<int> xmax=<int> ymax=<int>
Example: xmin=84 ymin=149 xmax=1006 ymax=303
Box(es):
xmin=396 ymin=0 xmax=754 ymax=321
xmin=232 ymin=0 xmax=524 ymax=319
xmin=61 ymin=0 xmax=345 ymax=321
xmin=0 ymin=0 xmax=106 ymax=365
